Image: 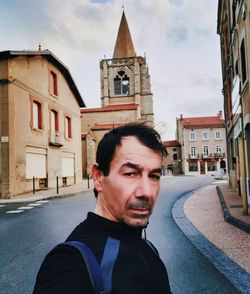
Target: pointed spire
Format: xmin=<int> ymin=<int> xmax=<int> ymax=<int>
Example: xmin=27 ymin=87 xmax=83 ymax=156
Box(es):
xmin=113 ymin=11 xmax=136 ymax=59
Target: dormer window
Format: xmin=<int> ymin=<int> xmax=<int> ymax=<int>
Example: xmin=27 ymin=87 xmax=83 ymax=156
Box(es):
xmin=114 ymin=71 xmax=130 ymax=95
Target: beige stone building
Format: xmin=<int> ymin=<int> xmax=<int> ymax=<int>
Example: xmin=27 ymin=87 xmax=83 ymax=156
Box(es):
xmin=217 ymin=0 xmax=250 ymax=213
xmin=176 ymin=113 xmax=227 ymax=175
xmin=0 ymin=50 xmax=85 ymax=198
xmin=162 ymin=140 xmax=182 ymax=175
xmin=81 ymin=12 xmax=155 ymax=175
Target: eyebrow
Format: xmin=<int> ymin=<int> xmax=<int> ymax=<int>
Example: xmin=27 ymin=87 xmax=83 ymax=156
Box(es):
xmin=121 ymin=162 xmax=162 ymax=174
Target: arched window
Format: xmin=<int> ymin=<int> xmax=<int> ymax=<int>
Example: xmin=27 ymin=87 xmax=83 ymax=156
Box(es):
xmin=114 ymin=71 xmax=130 ymax=95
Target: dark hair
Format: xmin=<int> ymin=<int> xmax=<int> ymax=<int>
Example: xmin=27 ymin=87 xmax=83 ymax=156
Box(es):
xmin=93 ymin=122 xmax=167 ymax=197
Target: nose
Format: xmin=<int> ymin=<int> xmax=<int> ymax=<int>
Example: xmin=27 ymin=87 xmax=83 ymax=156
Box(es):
xmin=134 ymin=176 xmax=153 ymax=199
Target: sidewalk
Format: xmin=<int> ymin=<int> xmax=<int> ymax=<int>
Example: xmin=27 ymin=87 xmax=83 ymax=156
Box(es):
xmin=0 ymin=179 xmax=93 ymax=204
xmin=179 ymin=181 xmax=250 ymax=292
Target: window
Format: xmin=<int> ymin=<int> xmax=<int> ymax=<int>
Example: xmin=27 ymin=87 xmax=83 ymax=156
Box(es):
xmin=190 ymin=147 xmax=197 ymax=157
xmin=215 ymin=131 xmax=221 ymax=140
xmin=65 ymin=116 xmax=72 ymax=139
xmin=232 ymin=1 xmax=236 ymax=27
xmin=189 ymin=162 xmax=198 ymax=172
xmin=207 ymin=161 xmax=216 ymax=172
xmin=51 ymin=110 xmax=59 ymax=132
xmin=216 ymin=145 xmax=222 ymax=153
xmin=189 ymin=132 xmax=196 ymax=141
xmin=114 ymin=71 xmax=130 ymax=95
xmin=50 ymin=70 xmax=58 ymax=96
xmin=32 ymin=101 xmax=42 ymax=130
xmin=173 ymin=153 xmax=177 ymax=160
xmin=203 ymin=146 xmax=209 ymax=157
xmin=240 ymin=39 xmax=247 ymax=84
xmin=202 ymin=132 xmax=209 ymax=140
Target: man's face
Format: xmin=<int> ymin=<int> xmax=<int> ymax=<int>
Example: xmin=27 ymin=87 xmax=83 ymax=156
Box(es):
xmin=93 ymin=136 xmax=162 ymax=228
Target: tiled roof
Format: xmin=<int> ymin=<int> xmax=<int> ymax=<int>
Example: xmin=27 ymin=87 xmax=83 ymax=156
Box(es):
xmin=81 ymin=103 xmax=138 ymax=113
xmin=180 ymin=116 xmax=224 ymax=127
xmin=91 ymin=123 xmax=124 ymax=131
xmin=163 ymin=140 xmax=181 ymax=147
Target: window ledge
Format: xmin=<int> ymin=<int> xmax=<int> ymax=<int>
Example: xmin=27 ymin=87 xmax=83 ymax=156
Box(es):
xmin=49 ymin=93 xmax=59 ymax=99
xmin=65 ymin=137 xmax=72 ymax=141
xmin=31 ymin=127 xmax=44 ymax=133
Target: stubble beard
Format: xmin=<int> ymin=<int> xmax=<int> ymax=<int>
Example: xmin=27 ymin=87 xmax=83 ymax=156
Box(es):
xmin=124 ymin=214 xmax=151 ymax=228
xmin=124 ymin=199 xmax=153 ymax=228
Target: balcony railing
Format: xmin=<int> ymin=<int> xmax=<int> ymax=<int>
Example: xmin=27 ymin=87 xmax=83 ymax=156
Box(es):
xmin=49 ymin=131 xmax=64 ymax=147
xmin=188 ymin=154 xmax=199 ymax=159
xmin=214 ymin=152 xmax=225 ymax=158
xmin=201 ymin=153 xmax=213 ymax=159
xmin=188 ymin=153 xmax=226 ymax=160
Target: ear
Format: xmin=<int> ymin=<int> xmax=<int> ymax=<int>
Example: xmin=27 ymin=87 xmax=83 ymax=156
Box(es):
xmin=91 ymin=163 xmax=104 ymax=194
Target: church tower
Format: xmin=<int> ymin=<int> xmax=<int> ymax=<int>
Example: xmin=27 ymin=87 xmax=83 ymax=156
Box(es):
xmin=100 ymin=11 xmax=154 ymax=125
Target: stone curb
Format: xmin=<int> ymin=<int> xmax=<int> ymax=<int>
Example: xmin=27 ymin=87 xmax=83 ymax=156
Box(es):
xmin=216 ymin=186 xmax=250 ymax=234
xmin=172 ymin=188 xmax=250 ymax=293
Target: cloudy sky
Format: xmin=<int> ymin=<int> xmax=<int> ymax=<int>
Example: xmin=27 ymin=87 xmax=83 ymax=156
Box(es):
xmin=0 ymin=0 xmax=222 ymax=139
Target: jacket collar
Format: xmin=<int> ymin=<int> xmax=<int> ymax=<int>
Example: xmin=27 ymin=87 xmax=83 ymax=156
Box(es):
xmin=86 ymin=212 xmax=143 ymax=241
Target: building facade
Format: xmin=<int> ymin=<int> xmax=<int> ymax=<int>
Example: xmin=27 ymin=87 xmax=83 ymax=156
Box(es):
xmin=0 ymin=50 xmax=85 ymax=198
xmin=217 ymin=0 xmax=250 ymax=213
xmin=176 ymin=113 xmax=227 ymax=175
xmin=162 ymin=140 xmax=182 ymax=175
xmin=81 ymin=12 xmax=155 ymax=175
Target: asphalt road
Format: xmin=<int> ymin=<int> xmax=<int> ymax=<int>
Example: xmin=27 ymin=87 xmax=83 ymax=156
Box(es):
xmin=0 ymin=176 xmax=239 ymax=293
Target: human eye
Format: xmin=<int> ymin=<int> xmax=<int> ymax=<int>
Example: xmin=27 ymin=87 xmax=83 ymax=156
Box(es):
xmin=123 ymin=171 xmax=137 ymax=177
xmin=149 ymin=174 xmax=161 ymax=181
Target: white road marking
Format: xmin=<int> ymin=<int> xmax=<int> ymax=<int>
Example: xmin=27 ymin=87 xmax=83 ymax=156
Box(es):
xmin=0 ymin=205 xmax=6 ymax=208
xmin=28 ymin=203 xmax=42 ymax=206
xmin=4 ymin=200 xmax=47 ymax=214
xmin=6 ymin=210 xmax=24 ymax=214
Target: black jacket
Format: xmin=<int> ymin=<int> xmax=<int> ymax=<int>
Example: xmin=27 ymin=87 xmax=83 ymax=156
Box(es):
xmin=33 ymin=212 xmax=171 ymax=293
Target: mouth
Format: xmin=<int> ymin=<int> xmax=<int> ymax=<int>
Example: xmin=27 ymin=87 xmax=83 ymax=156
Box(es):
xmin=129 ymin=208 xmax=151 ymax=216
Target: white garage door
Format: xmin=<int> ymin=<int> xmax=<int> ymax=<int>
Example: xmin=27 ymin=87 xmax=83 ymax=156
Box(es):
xmin=62 ymin=154 xmax=74 ymax=177
xmin=26 ymin=153 xmax=46 ymax=179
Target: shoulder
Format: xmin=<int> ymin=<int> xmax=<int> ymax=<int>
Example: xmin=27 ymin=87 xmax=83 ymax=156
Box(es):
xmin=33 ymin=244 xmax=95 ymax=294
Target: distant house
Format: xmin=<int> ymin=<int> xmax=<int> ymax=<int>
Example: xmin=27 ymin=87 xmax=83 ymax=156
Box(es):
xmin=163 ymin=140 xmax=182 ymax=175
xmin=0 ymin=50 xmax=85 ymax=198
xmin=81 ymin=12 xmax=155 ymax=176
xmin=176 ymin=112 xmax=227 ymax=175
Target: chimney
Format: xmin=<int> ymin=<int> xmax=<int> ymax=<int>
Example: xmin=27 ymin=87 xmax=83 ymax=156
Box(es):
xmin=217 ymin=111 xmax=222 ymax=119
xmin=180 ymin=114 xmax=183 ymax=121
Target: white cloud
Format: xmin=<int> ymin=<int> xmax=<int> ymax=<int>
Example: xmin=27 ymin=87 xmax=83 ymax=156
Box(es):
xmin=0 ymin=0 xmax=223 ymax=139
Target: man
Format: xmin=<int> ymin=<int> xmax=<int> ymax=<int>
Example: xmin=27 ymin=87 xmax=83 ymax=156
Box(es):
xmin=33 ymin=123 xmax=172 ymax=293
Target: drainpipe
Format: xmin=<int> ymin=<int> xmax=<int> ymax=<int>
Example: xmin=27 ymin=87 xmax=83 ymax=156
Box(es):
xmin=239 ymin=133 xmax=248 ymax=215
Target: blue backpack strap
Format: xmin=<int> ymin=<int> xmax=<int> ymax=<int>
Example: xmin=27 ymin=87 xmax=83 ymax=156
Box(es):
xmin=60 ymin=237 xmax=120 ymax=294
xmin=61 ymin=241 xmax=104 ymax=293
xmin=100 ymin=237 xmax=120 ymax=294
